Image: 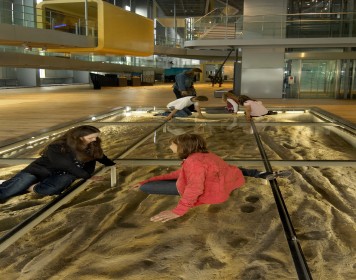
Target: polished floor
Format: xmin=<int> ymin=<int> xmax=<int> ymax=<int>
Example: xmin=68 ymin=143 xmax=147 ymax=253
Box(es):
xmin=0 ymin=82 xmax=355 ymax=146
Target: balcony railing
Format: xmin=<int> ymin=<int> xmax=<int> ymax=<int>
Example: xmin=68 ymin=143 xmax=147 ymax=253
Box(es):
xmin=185 ymin=12 xmax=356 ymax=40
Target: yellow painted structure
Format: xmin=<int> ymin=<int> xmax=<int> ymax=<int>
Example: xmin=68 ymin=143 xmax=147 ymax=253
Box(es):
xmin=37 ymin=0 xmax=154 ymax=56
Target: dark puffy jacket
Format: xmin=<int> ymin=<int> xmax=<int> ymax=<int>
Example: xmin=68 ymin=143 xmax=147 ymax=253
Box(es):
xmin=22 ymin=143 xmax=115 ymax=180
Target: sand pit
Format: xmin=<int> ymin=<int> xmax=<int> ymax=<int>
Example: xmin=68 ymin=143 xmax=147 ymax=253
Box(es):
xmin=0 ymin=112 xmax=355 ymax=280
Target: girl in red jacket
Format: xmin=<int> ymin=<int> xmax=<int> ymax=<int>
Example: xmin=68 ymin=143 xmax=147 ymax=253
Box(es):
xmin=133 ymin=133 xmax=290 ymax=223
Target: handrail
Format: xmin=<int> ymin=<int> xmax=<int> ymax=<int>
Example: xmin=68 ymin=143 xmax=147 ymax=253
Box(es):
xmin=213 ymin=48 xmax=234 ymax=82
xmin=194 ymin=8 xmax=221 ymax=24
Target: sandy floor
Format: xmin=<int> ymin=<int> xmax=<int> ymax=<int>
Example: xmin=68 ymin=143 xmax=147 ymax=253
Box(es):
xmin=0 ymin=112 xmax=355 ymax=280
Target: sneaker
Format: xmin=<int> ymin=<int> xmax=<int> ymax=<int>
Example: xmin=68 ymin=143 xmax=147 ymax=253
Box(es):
xmin=0 ymin=180 xmax=6 ymax=185
xmin=259 ymin=170 xmax=292 ymax=180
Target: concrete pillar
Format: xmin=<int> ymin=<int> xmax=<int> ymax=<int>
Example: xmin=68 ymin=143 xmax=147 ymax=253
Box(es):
xmin=241 ymin=0 xmax=287 ymax=98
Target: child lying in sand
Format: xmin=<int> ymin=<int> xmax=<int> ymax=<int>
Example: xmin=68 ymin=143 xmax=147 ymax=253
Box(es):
xmin=132 ymin=133 xmax=291 ymax=223
xmin=0 ymin=125 xmax=115 ymax=201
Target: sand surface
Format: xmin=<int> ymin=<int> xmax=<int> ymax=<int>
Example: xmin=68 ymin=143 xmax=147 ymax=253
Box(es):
xmin=0 ymin=112 xmax=355 ymax=280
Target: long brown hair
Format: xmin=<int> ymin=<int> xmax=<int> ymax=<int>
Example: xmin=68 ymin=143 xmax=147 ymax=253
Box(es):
xmin=42 ymin=125 xmax=103 ymax=162
xmin=222 ymin=90 xmax=238 ymax=102
xmin=236 ymin=95 xmax=256 ymax=106
xmin=171 ymin=133 xmax=208 ymax=159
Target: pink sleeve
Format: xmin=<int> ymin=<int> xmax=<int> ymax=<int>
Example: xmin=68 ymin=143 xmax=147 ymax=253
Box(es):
xmin=140 ymin=169 xmax=181 ymax=185
xmin=172 ymin=160 xmax=206 ymax=216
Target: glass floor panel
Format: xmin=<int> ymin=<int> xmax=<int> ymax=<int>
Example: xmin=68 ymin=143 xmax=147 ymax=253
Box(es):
xmin=277 ymin=165 xmax=356 ymax=280
xmin=257 ymin=124 xmax=356 ymax=161
xmin=0 ymin=107 xmax=355 ymax=279
xmin=0 ymin=123 xmax=165 ymax=159
xmin=120 ymin=122 xmax=262 ymax=160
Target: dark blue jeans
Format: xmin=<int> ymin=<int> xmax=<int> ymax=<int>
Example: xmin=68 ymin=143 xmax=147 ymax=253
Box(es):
xmin=140 ymin=180 xmax=179 ymax=195
xmin=239 ymin=168 xmax=262 ymax=178
xmin=0 ymin=171 xmax=76 ymax=200
xmin=175 ymin=108 xmax=192 ymax=117
xmin=160 ymin=108 xmax=192 ymax=118
xmin=34 ymin=173 xmax=76 ymax=195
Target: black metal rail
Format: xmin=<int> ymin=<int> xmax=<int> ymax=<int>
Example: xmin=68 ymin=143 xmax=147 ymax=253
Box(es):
xmin=310 ymin=107 xmax=356 ymax=131
xmin=250 ymin=120 xmax=313 ymax=280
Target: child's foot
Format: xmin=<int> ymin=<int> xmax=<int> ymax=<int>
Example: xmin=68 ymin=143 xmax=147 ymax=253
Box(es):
xmin=259 ymin=170 xmax=292 ymax=180
xmin=27 ymin=184 xmax=36 ymax=192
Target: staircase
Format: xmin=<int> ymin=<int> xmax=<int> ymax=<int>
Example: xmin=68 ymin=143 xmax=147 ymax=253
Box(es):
xmin=199 ymin=23 xmax=242 ymax=39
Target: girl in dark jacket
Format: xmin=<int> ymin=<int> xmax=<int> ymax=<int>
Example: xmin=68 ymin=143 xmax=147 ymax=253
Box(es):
xmin=0 ymin=125 xmax=115 ymax=200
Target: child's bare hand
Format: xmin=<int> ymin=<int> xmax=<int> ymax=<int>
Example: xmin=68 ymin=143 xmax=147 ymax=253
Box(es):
xmin=150 ymin=210 xmax=180 ymax=223
xmin=130 ymin=183 xmax=142 ymax=191
xmin=89 ymin=176 xmax=105 ymax=181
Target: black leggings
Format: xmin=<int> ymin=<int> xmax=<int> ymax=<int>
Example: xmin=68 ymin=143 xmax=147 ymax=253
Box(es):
xmin=139 ymin=168 xmax=264 ymax=195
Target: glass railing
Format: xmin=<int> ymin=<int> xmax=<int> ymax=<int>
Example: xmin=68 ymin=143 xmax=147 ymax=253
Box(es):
xmin=185 ymin=12 xmax=356 ymax=40
xmin=186 ymin=11 xmax=243 ymax=40
xmin=0 ymin=1 xmax=171 ymax=69
xmin=155 ymin=36 xmax=185 ymax=48
xmin=0 ymin=0 xmax=98 ymax=37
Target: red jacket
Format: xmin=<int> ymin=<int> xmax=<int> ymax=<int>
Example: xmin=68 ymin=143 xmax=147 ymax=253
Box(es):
xmin=140 ymin=152 xmax=245 ymax=216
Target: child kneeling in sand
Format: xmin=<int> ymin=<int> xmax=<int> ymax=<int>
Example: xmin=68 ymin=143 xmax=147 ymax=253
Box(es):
xmin=154 ymin=96 xmax=208 ymax=120
xmin=132 ymin=133 xmax=291 ymax=223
